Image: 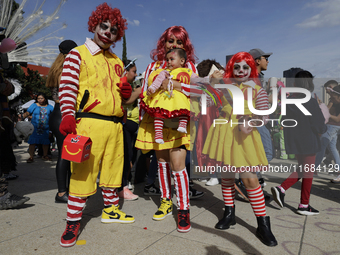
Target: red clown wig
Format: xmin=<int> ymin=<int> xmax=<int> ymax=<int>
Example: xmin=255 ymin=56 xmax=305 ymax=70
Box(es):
xmin=224 ymin=52 xmax=260 ymax=84
xmin=88 ymin=3 xmax=127 ymax=46
xmin=151 ymin=26 xmax=197 ymax=63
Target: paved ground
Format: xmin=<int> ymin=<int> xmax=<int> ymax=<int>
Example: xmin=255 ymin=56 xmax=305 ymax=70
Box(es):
xmin=1 ymin=143 xmax=339 ymax=255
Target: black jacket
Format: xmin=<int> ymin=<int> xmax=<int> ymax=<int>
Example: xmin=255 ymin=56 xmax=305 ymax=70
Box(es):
xmin=282 ymin=96 xmax=327 ymax=155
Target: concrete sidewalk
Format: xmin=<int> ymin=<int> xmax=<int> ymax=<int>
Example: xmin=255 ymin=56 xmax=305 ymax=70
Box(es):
xmin=0 ymin=143 xmax=339 ymax=254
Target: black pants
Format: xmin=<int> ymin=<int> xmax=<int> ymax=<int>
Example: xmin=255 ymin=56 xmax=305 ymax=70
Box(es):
xmin=0 ymin=124 xmax=12 ymax=197
xmin=0 ymin=123 xmax=16 ymax=174
xmin=120 ymin=120 xmax=138 ymax=189
xmin=49 ymin=103 xmax=70 ymax=193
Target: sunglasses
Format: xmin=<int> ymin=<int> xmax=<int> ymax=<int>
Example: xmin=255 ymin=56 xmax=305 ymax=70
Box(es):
xmin=256 ymin=56 xmax=268 ymax=61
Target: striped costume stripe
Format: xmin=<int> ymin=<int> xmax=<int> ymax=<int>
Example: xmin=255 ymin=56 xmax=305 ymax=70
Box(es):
xmin=66 ymin=195 xmax=87 ymax=221
xmin=221 ymin=178 xmax=235 ymax=207
xmin=173 ymin=168 xmax=190 ymax=210
xmin=158 ymin=162 xmax=172 ymax=200
xmin=101 ymin=188 xmax=119 ymax=207
xmin=246 ymin=186 xmax=266 ymax=217
xmin=59 ymin=49 xmax=81 ymax=119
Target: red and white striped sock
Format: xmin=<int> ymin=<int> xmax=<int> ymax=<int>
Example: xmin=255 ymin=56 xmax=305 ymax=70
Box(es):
xmin=101 ymin=188 xmax=119 ymax=207
xmin=66 ymin=195 xmax=87 ymax=221
xmin=221 ymin=178 xmax=235 ymax=207
xmin=158 ymin=162 xmax=172 ymax=200
xmin=173 ymin=168 xmax=190 ymax=210
xmin=246 ymin=185 xmax=266 ymax=217
xmin=154 ymin=118 xmax=164 ymax=143
xmin=177 ymin=116 xmax=188 ymax=133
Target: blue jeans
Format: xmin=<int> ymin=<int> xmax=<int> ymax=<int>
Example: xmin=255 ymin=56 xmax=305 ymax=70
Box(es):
xmin=315 ymin=124 xmax=340 ymax=168
xmin=257 ymin=126 xmax=273 ymax=162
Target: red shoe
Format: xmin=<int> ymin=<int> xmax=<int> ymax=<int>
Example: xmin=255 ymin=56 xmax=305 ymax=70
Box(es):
xmin=177 ymin=210 xmax=191 ymax=233
xmin=60 ymin=221 xmax=80 ymax=247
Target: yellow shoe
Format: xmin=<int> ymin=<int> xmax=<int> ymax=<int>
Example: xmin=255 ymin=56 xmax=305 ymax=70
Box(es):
xmin=101 ymin=205 xmax=135 ymax=223
xmin=152 ymin=198 xmax=173 ymax=221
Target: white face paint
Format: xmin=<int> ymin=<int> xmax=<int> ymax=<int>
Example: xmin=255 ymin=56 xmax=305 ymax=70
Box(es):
xmin=233 ymin=60 xmax=251 ymax=82
xmin=92 ymin=21 xmax=118 ymax=49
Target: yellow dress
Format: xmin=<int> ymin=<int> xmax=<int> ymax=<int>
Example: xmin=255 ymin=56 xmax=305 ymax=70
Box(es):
xmin=140 ymin=68 xmax=191 ymax=119
xmin=202 ymin=82 xmax=268 ymax=169
xmin=136 ymin=68 xmax=191 ymax=151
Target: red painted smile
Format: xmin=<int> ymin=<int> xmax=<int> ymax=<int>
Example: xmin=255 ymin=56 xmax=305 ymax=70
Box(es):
xmin=98 ymin=34 xmax=113 ymax=44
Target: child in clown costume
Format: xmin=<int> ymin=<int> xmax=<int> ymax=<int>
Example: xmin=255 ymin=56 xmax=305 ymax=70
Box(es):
xmin=140 ymin=48 xmax=198 ymax=144
xmin=58 ymin=3 xmax=133 ymax=247
xmin=202 ymin=52 xmax=277 ymax=246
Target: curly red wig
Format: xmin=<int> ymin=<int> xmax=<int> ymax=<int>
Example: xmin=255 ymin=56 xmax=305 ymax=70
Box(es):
xmin=88 ymin=3 xmax=127 ymax=46
xmin=151 ymin=26 xmax=197 ymax=63
xmin=224 ymin=52 xmax=260 ymax=84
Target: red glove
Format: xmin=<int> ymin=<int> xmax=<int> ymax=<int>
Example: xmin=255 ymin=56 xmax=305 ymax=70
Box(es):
xmin=59 ymin=115 xmax=76 ymax=136
xmin=118 ymin=82 xmax=132 ymax=100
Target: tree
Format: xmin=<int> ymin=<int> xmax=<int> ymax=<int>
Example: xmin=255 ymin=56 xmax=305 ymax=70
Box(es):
xmin=6 ymin=66 xmax=51 ymax=104
xmin=122 ymin=34 xmax=127 ymax=62
xmin=2 ymin=1 xmax=51 ymax=104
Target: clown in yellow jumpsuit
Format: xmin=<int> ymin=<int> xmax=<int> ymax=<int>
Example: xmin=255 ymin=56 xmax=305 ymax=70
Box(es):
xmin=58 ymin=3 xmax=134 ymax=248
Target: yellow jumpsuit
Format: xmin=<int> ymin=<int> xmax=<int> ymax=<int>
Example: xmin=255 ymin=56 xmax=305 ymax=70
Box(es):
xmin=69 ymin=45 xmax=125 ymax=197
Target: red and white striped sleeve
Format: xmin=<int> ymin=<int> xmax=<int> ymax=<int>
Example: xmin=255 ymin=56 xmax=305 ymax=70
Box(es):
xmin=140 ymin=62 xmax=157 ymax=121
xmin=256 ymin=87 xmax=270 ymax=123
xmin=181 ymin=61 xmax=203 ymax=97
xmin=141 ymin=62 xmax=155 ymax=94
xmin=255 ymin=88 xmax=269 ymax=110
xmin=59 ymin=49 xmax=81 ymax=119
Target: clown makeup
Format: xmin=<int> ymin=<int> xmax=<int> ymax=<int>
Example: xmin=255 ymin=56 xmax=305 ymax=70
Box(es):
xmin=165 ymin=35 xmax=184 ymax=52
xmin=233 ymin=60 xmax=251 ymax=82
xmin=92 ymin=21 xmax=118 ymax=49
xmin=166 ymin=51 xmax=185 ymax=70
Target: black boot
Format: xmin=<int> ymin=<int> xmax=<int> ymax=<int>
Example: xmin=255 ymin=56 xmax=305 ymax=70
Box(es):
xmin=215 ymin=205 xmax=236 ymax=229
xmin=256 ymin=216 xmax=278 ymax=246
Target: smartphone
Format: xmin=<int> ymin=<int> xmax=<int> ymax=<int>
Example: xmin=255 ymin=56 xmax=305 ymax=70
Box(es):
xmin=208 ymin=64 xmax=219 ymax=77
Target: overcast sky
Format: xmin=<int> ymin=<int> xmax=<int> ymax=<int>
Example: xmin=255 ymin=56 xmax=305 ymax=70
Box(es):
xmin=22 ymin=0 xmax=340 ymax=97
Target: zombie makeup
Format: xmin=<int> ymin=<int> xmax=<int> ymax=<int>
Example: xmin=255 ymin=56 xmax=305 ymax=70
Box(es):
xmin=233 ymin=60 xmax=251 ymax=82
xmin=93 ymin=21 xmax=118 ymax=49
xmin=165 ymin=35 xmax=184 ymax=52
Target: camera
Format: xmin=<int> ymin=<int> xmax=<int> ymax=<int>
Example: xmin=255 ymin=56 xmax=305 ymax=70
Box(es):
xmin=132 ymin=78 xmax=142 ymax=89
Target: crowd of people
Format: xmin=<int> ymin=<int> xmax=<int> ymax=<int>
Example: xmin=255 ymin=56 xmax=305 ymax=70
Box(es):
xmin=0 ymin=1 xmax=339 ymax=249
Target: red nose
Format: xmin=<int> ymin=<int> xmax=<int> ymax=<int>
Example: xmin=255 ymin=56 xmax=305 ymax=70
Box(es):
xmin=105 ymin=32 xmax=110 ymax=38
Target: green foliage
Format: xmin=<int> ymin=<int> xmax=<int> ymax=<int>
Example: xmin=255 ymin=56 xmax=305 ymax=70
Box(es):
xmin=12 ymin=1 xmax=21 ymax=16
xmin=8 ymin=65 xmax=51 ymax=104
xmin=0 ymin=1 xmax=48 ymax=104
xmin=122 ymin=34 xmax=127 ymax=62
